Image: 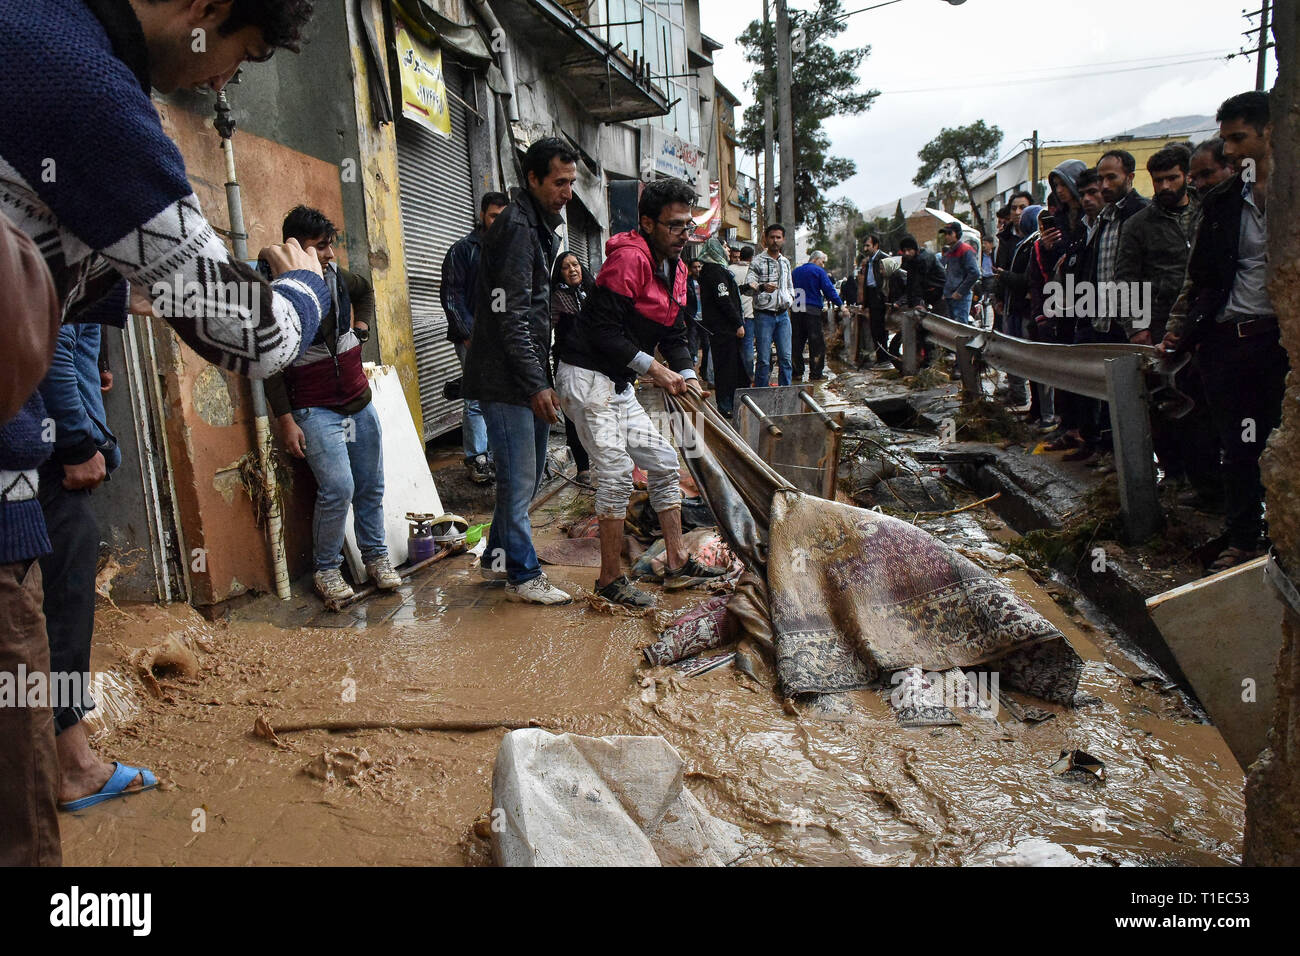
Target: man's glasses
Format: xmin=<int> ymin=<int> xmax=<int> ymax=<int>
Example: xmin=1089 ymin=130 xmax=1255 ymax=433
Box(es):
xmin=657 ymin=219 xmax=693 ymax=237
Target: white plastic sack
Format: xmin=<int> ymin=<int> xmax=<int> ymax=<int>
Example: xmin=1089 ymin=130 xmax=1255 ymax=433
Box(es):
xmin=490 ymin=729 xmax=745 ymax=867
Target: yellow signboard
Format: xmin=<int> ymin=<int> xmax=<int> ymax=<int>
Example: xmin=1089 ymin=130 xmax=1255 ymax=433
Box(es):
xmin=395 ymin=18 xmax=451 ymax=138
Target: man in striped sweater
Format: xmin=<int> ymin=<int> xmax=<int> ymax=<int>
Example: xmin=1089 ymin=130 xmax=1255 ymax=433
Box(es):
xmin=1 ymin=0 xmax=324 ymax=864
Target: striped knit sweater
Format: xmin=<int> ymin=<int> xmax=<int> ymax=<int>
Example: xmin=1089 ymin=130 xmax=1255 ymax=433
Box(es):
xmin=0 ymin=0 xmax=329 ymax=563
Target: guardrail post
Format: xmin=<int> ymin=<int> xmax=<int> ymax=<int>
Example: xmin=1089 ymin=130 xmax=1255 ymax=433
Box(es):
xmin=901 ymin=310 xmax=920 ymax=376
xmin=955 ymin=336 xmax=982 ymax=398
xmin=1105 ymin=353 xmax=1163 ymax=543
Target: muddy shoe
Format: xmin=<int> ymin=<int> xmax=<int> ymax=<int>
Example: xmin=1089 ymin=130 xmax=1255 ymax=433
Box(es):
xmin=314 ymin=569 xmax=354 ymax=604
xmin=365 ymin=556 xmax=403 ymax=590
xmin=1209 ymin=544 xmax=1264 ymax=572
xmin=506 ymin=573 xmax=573 ymax=605
xmin=663 ymin=555 xmax=728 ymax=590
xmin=595 ymin=575 xmax=655 ymax=608
xmin=467 ymin=454 xmax=494 ymax=485
xmin=479 ymin=565 xmax=508 ymax=583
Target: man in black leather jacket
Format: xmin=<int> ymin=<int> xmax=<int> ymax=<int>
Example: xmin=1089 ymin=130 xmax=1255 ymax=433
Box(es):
xmin=462 ymin=138 xmax=578 ymax=605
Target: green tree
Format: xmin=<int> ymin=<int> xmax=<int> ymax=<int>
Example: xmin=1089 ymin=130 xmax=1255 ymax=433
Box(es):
xmin=738 ymin=0 xmax=878 ymax=231
xmin=914 ymin=120 xmax=1002 ymax=234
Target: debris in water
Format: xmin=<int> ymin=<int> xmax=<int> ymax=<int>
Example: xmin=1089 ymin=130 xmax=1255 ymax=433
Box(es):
xmin=1049 ymin=749 xmax=1106 ymax=782
xmin=129 ymin=632 xmax=201 ymax=700
xmin=669 ymin=651 xmax=736 ymax=679
xmin=304 ymin=748 xmax=375 ymax=786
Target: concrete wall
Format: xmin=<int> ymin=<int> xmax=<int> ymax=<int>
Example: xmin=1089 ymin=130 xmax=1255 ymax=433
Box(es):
xmin=145 ymin=1 xmax=395 ymax=604
xmin=151 ymin=105 xmax=344 ymax=603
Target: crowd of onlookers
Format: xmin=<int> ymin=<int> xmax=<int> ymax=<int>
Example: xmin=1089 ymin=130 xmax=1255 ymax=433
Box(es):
xmin=823 ymin=91 xmax=1276 ymax=577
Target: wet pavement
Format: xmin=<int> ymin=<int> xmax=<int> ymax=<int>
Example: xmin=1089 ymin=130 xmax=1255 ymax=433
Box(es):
xmin=60 ymin=362 xmax=1246 ymax=867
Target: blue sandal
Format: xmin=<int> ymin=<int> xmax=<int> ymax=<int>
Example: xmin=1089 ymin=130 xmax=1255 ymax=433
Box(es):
xmin=60 ymin=761 xmax=157 ymax=812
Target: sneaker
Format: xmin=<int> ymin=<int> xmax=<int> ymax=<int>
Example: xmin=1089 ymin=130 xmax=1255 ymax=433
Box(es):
xmin=314 ymin=569 xmax=355 ymax=604
xmin=365 ymin=556 xmax=403 ymax=590
xmin=505 ymin=573 xmax=573 ymax=605
xmin=467 ymin=454 xmax=493 ymax=485
xmin=662 ymin=555 xmax=729 ymax=590
xmin=479 ymin=565 xmax=508 ymax=583
xmin=595 ymin=574 xmax=656 ymax=608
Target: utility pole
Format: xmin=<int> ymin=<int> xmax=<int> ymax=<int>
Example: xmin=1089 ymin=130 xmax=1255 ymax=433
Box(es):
xmin=763 ymin=0 xmax=776 ymax=228
xmin=1031 ymin=129 xmax=1040 ymax=203
xmin=1257 ymin=0 xmax=1272 ymax=91
xmin=775 ymin=0 xmax=797 ymax=231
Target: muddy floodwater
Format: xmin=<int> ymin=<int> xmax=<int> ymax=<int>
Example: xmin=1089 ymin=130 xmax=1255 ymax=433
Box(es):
xmin=61 ymin=482 xmax=1243 ymax=867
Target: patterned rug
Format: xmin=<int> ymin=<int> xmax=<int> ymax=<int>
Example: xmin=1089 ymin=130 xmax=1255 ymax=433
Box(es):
xmin=767 ymin=490 xmax=1082 ymax=704
xmin=663 ymin=391 xmax=1083 ymax=707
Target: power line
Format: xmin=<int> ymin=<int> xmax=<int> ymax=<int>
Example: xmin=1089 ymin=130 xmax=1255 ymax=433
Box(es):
xmin=878 ymin=54 xmax=1234 ymax=95
xmin=958 ymin=48 xmax=1237 ymax=80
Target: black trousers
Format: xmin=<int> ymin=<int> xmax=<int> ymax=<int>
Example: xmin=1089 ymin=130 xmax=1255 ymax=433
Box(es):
xmin=1197 ymin=327 xmax=1289 ymax=548
xmin=37 ymin=477 xmax=100 ymax=733
xmin=867 ymin=295 xmax=888 ymax=362
xmin=1072 ymin=322 xmax=1128 ymax=445
xmin=709 ymin=329 xmax=751 ymax=416
xmin=1151 ymin=360 xmax=1221 ymax=496
xmin=791 ymin=308 xmax=827 ymax=380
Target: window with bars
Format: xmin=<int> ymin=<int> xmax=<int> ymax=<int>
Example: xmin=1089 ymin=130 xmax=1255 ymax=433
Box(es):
xmin=602 ymin=0 xmax=699 ymax=143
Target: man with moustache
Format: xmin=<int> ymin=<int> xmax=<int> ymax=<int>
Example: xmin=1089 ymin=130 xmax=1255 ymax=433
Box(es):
xmin=1164 ymin=92 xmax=1285 ymax=571
xmin=1116 ymin=144 xmax=1219 ymax=507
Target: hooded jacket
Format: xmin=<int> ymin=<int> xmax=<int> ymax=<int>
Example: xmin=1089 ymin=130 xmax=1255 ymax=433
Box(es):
xmin=941 ymin=239 xmax=979 ymax=298
xmin=1048 ymin=160 xmax=1085 ymax=205
xmin=558 ymin=230 xmax=694 ymax=393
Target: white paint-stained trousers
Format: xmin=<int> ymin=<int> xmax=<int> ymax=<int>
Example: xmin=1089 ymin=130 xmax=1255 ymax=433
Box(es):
xmin=555 ymin=361 xmax=681 ymax=521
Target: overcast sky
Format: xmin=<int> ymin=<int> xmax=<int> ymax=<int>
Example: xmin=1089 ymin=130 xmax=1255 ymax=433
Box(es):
xmin=699 ymin=0 xmax=1272 ymax=216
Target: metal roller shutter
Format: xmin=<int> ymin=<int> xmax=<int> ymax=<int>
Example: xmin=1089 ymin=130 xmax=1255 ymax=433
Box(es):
xmin=396 ymin=61 xmax=477 ymax=440
xmin=565 ymin=218 xmax=588 ymax=269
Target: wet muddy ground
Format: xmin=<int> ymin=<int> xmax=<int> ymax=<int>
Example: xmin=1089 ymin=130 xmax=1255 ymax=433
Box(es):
xmin=61 ymin=363 xmax=1246 ymax=867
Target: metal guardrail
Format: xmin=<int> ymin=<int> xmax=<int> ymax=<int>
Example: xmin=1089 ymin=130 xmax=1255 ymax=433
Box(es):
xmin=847 ymin=306 xmax=1191 ymax=543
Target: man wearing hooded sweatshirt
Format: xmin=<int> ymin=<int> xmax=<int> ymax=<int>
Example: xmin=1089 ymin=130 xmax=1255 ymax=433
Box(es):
xmin=939 ymin=222 xmax=979 ymax=324
xmin=556 ymin=179 xmax=726 ymax=608
xmin=1029 ymin=160 xmax=1087 ymax=432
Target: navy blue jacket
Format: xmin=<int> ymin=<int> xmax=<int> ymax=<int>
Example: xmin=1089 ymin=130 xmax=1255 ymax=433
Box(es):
xmin=440 ymin=228 xmax=483 ymax=343
xmin=38 ymin=323 xmax=120 ymax=473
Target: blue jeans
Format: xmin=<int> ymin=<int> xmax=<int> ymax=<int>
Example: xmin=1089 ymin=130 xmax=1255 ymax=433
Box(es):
xmin=753 ymin=310 xmax=792 ymax=387
xmin=741 ymin=317 xmax=755 ymax=380
xmin=481 ymin=401 xmax=549 ymax=584
xmin=948 ymin=293 xmax=973 ymax=324
xmin=455 ymin=342 xmax=489 ymax=462
xmin=293 ymin=402 xmax=387 ymax=572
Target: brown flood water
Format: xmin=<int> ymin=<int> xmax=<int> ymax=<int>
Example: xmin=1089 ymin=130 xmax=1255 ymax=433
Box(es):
xmin=61 ymin=491 xmax=1244 ymax=866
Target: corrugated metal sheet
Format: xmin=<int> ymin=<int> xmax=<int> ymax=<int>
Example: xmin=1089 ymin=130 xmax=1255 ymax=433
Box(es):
xmin=565 ymin=218 xmax=588 ymax=269
xmin=396 ymin=62 xmax=477 ymax=440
